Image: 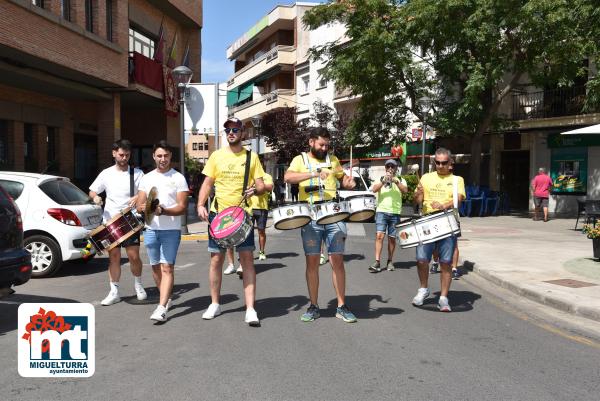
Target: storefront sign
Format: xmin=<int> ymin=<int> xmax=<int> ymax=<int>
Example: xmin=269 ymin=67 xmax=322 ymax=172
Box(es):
xmin=548 ymin=133 xmax=600 ymax=148
xmin=550 ymin=147 xmax=587 ymax=194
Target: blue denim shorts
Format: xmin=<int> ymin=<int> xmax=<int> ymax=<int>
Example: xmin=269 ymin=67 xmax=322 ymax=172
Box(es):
xmin=208 ymin=212 xmax=255 ymax=253
xmin=144 ymin=229 xmax=181 ymax=265
xmin=416 ymin=235 xmax=457 ymax=265
xmin=375 ymin=212 xmax=401 ymax=237
xmin=301 ymin=220 xmax=347 ymax=255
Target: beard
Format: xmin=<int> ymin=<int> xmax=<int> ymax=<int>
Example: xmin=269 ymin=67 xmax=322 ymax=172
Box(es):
xmin=227 ymin=135 xmax=243 ymax=146
xmin=310 ymin=146 xmax=327 ymax=160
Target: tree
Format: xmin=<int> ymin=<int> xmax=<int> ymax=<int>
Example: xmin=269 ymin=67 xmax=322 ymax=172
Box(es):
xmin=304 ymin=0 xmax=600 ymax=184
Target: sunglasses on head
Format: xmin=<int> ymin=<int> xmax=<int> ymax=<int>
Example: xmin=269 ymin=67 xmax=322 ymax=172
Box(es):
xmin=224 ymin=128 xmax=241 ymax=134
xmin=434 ymin=160 xmax=449 ymax=166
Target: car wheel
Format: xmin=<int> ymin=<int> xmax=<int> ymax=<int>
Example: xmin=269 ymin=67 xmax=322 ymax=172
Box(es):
xmin=24 ymin=235 xmax=62 ymax=278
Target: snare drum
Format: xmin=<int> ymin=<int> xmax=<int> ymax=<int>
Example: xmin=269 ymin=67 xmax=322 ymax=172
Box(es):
xmin=345 ymin=194 xmax=376 ymax=222
xmin=209 ymin=206 xmax=253 ymax=248
xmin=313 ymin=201 xmax=350 ymax=225
xmin=395 ymin=209 xmax=460 ymax=249
xmin=89 ymin=207 xmax=144 ymax=253
xmin=272 ymin=203 xmax=312 ymax=230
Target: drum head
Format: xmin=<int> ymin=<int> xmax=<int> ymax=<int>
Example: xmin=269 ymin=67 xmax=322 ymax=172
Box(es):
xmin=316 ymin=212 xmax=349 ymax=225
xmin=347 ymin=210 xmax=375 ymax=222
xmin=274 ymin=216 xmax=311 ymax=230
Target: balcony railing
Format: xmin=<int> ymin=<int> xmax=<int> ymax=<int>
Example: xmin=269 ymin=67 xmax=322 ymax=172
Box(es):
xmin=128 ymin=52 xmax=163 ymax=93
xmin=228 ymin=89 xmax=296 ymax=119
xmin=511 ymin=86 xmax=590 ymax=120
xmin=227 ymin=46 xmax=296 ymax=88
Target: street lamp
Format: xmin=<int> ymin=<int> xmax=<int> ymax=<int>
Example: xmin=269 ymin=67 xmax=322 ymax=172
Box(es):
xmin=251 ymin=115 xmax=262 ymax=155
xmin=172 ymin=65 xmax=193 ymax=235
xmin=418 ymin=96 xmax=432 ymax=175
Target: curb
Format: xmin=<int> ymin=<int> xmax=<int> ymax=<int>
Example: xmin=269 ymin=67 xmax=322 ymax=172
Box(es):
xmin=465 ymin=260 xmax=600 ymax=323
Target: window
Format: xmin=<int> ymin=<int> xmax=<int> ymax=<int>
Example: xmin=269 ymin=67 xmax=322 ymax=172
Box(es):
xmin=0 ymin=120 xmax=7 ymax=168
xmin=317 ymin=69 xmax=327 ymax=89
xmin=300 ymin=75 xmax=310 ymax=95
xmin=61 ymin=0 xmax=70 ymax=20
xmin=85 ymin=0 xmax=94 ymax=32
xmin=24 ymin=124 xmax=35 ymax=172
xmin=106 ymin=0 xmax=113 ymax=41
xmin=129 ymin=28 xmax=155 ymax=59
xmin=39 ymin=180 xmax=92 ymax=205
xmin=192 ymin=143 xmax=198 ymax=151
xmin=32 ymin=0 xmax=44 ymax=8
xmin=0 ymin=180 xmax=25 ymax=200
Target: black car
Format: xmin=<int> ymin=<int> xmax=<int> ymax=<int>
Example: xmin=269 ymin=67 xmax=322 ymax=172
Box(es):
xmin=0 ymin=185 xmax=32 ymax=292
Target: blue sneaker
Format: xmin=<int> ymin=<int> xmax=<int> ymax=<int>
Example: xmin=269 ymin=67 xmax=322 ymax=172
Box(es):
xmin=336 ymin=304 xmax=357 ymax=323
xmin=300 ymin=304 xmax=320 ymax=322
xmin=452 ymin=268 xmax=462 ymax=280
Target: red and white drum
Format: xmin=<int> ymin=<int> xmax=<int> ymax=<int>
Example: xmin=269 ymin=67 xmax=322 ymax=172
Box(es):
xmin=395 ymin=209 xmax=460 ymax=249
xmin=313 ymin=201 xmax=350 ymax=225
xmin=89 ymin=207 xmax=144 ymax=253
xmin=209 ymin=206 xmax=253 ymax=248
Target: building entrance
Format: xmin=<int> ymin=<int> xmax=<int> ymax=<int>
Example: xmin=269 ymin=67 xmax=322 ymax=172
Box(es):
xmin=500 ymin=150 xmax=530 ymax=212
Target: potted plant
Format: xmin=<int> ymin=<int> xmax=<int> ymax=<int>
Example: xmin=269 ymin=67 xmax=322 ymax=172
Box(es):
xmin=582 ymin=222 xmax=600 ymax=260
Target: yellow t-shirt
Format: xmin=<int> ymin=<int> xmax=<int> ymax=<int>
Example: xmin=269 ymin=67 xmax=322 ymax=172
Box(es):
xmin=419 ymin=172 xmax=466 ymax=215
xmin=287 ymin=153 xmax=344 ymax=202
xmin=249 ymin=173 xmax=273 ymax=210
xmin=202 ymin=148 xmax=265 ymax=213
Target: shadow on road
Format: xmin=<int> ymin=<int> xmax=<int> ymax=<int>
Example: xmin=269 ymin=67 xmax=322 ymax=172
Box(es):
xmin=122 ymin=282 xmax=200 ymax=306
xmin=250 ymin=295 xmax=310 ymax=320
xmin=325 ymin=294 xmax=404 ymax=319
xmin=255 ymin=262 xmax=286 ymax=274
xmin=390 ymin=261 xmax=416 ymax=270
xmin=52 ymin=256 xmax=116 ymax=277
xmin=418 ymin=290 xmax=482 ymax=313
xmin=344 ymin=253 xmax=366 ymax=262
xmin=168 ymin=293 xmax=239 ymax=320
xmin=0 ymin=293 xmax=79 ymax=336
xmin=265 ymin=252 xmax=299 ymax=259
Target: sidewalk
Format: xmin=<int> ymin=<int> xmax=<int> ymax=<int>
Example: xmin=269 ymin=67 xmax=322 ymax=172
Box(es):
xmin=458 ymin=216 xmax=600 ymax=322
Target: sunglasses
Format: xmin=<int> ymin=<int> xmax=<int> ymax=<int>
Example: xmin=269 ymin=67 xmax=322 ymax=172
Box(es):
xmin=434 ymin=160 xmax=449 ymax=166
xmin=224 ymin=128 xmax=241 ymax=134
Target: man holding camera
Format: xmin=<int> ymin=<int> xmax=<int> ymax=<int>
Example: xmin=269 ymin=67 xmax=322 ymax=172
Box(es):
xmin=369 ymin=159 xmax=408 ymax=272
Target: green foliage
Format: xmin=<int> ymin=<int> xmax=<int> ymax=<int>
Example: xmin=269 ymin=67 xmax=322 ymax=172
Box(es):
xmin=185 ymin=154 xmax=203 ymax=176
xmin=303 ymin=0 xmax=600 ymax=183
xmin=401 ymin=174 xmax=419 ymax=205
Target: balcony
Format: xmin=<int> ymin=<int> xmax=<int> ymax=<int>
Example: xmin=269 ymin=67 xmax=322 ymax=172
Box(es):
xmin=333 ymin=85 xmax=360 ymax=104
xmin=511 ymin=86 xmax=591 ymax=121
xmin=228 ymin=89 xmax=296 ymax=121
xmin=127 ymin=52 xmax=164 ymax=99
xmin=227 ymin=46 xmax=296 ymax=89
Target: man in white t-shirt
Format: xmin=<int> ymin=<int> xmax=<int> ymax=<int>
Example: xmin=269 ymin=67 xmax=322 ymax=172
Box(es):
xmin=89 ymin=139 xmax=146 ymax=306
xmin=136 ymin=140 xmax=189 ymax=323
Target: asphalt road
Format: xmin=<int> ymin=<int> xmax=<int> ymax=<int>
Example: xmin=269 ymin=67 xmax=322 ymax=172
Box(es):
xmin=1 ymin=223 xmax=599 ymax=401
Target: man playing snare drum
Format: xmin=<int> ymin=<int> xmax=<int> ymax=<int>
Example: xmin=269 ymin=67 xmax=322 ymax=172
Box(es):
xmin=89 ymin=139 xmax=146 ymax=306
xmin=284 ymin=127 xmax=358 ymax=323
xmin=412 ymin=148 xmax=465 ymax=312
xmin=197 ymin=117 xmax=266 ymax=326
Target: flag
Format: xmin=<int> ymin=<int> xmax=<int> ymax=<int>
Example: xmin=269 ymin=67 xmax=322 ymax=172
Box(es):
xmin=181 ymin=37 xmax=190 ymax=67
xmin=167 ymin=31 xmax=178 ymax=68
xmin=153 ymin=17 xmax=165 ymax=63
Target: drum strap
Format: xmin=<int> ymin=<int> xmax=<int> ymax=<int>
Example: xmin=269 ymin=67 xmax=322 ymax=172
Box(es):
xmin=452 ymin=175 xmax=458 ymax=209
xmin=129 ymin=165 xmax=134 ymax=197
xmin=242 ymin=150 xmax=251 ymax=207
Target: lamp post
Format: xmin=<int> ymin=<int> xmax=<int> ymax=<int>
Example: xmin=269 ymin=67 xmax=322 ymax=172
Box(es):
xmin=172 ymin=65 xmax=193 ymax=235
xmin=251 ymin=115 xmax=262 ymax=156
xmin=418 ymin=96 xmax=431 ymax=175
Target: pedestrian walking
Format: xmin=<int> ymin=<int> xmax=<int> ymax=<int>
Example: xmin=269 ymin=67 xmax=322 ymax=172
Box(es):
xmin=89 ymin=139 xmax=146 ymax=306
xmin=531 ymin=167 xmax=553 ymax=222
xmin=284 ymin=127 xmax=358 ymax=323
xmin=136 ymin=140 xmax=189 ymax=322
xmin=412 ymin=148 xmax=465 ymax=312
xmin=368 ymin=159 xmax=408 ymax=272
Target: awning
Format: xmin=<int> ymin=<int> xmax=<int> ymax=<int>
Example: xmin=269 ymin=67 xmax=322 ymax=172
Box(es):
xmin=561 ymin=124 xmax=600 ymax=135
xmin=226 ymin=81 xmax=254 ymax=107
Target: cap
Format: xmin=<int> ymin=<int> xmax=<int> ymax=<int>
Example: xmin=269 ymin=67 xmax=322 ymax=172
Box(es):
xmin=223 ymin=117 xmax=243 ymax=128
xmin=384 ymin=159 xmax=398 ymax=167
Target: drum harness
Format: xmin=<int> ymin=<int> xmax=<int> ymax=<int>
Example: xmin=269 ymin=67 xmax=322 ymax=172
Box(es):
xmin=301 ymin=152 xmax=332 ymax=207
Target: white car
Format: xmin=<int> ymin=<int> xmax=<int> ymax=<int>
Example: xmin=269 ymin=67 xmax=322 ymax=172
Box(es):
xmin=0 ymin=172 xmax=102 ymax=277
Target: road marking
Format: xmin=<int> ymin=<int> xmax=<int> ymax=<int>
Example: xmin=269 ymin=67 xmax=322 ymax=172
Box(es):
xmin=175 ymin=263 xmax=195 ymax=270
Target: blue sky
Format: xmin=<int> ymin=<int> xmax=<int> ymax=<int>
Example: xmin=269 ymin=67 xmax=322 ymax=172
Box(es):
xmin=201 ymin=1 xmax=327 ymax=83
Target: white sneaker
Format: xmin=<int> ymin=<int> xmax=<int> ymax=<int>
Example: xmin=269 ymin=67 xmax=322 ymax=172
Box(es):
xmin=224 ymin=263 xmax=236 ymax=275
xmin=412 ymin=288 xmax=431 ymax=306
xmin=166 ymin=298 xmax=173 ymax=311
xmin=135 ymin=285 xmax=147 ymax=301
xmin=202 ymin=303 xmax=221 ymax=320
xmin=245 ymin=308 xmax=260 ymax=326
xmin=101 ymin=291 xmax=121 ymax=306
xmin=150 ymin=305 xmax=167 ymax=322
xmin=236 ymin=265 xmax=243 ymax=278
xmin=438 ymin=296 xmax=452 ymax=312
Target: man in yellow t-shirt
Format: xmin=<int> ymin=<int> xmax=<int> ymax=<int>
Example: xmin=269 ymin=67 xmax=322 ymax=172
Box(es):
xmin=412 ymin=147 xmax=465 ymax=312
xmin=248 ymin=172 xmax=274 ymax=260
xmin=285 ymin=127 xmax=358 ymax=324
xmin=197 ymin=117 xmax=266 ymax=326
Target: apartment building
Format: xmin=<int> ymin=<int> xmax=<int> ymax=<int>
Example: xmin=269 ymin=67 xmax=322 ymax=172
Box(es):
xmin=225 ymin=3 xmax=318 ymax=175
xmin=0 ymin=0 xmax=202 ymax=188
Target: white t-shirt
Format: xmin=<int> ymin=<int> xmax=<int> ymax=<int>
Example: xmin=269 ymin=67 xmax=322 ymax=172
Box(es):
xmin=89 ymin=166 xmax=144 ymax=223
xmin=138 ymin=168 xmax=189 ymax=230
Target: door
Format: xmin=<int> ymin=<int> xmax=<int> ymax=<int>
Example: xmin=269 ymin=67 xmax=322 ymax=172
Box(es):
xmin=500 ymin=150 xmax=530 ymax=212
xmin=74 ymin=134 xmax=98 ymax=190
